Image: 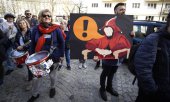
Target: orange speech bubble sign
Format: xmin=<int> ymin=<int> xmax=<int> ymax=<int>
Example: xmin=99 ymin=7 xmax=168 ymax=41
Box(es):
xmin=73 ymin=16 xmax=104 ymax=41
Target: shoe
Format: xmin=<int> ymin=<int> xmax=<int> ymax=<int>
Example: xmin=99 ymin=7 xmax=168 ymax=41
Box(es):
xmin=78 ymin=63 xmax=82 ymax=69
xmin=106 ymin=87 xmax=119 ymax=97
xmin=27 ymin=94 xmax=39 ymax=102
xmin=66 ymin=65 xmax=71 ymax=70
xmin=5 ymin=70 xmax=14 ymax=75
xmin=49 ymin=88 xmax=56 ymax=98
xmin=99 ymin=87 xmax=107 ymax=101
xmin=17 ymin=64 xmax=23 ymax=68
xmin=82 ymin=63 xmax=87 ymax=68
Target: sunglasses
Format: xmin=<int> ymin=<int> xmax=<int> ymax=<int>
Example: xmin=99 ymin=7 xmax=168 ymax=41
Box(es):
xmin=26 ymin=13 xmax=31 ymax=15
xmin=42 ymin=15 xmax=52 ymax=18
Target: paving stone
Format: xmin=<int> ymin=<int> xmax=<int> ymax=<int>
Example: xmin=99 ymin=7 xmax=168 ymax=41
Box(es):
xmin=0 ymin=60 xmax=138 ymax=102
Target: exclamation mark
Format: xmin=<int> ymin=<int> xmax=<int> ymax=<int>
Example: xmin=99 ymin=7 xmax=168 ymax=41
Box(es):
xmin=82 ymin=20 xmax=88 ymax=38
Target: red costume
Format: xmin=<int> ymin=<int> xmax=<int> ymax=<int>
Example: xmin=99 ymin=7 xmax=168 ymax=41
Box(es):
xmin=86 ymin=17 xmax=131 ymax=59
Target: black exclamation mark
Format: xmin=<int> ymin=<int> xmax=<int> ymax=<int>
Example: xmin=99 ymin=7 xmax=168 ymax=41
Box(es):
xmin=82 ymin=20 xmax=88 ymax=38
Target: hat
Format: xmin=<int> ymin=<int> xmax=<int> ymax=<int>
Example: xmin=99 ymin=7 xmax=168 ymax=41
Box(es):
xmin=4 ymin=13 xmax=16 ymax=19
xmin=103 ymin=16 xmax=121 ymax=33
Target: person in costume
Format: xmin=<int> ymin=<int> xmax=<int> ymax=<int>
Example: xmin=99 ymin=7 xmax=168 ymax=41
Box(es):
xmin=28 ymin=9 xmax=64 ymax=102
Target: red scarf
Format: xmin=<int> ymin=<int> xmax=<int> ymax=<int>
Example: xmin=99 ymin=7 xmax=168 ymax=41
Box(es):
xmin=35 ymin=24 xmax=59 ymax=52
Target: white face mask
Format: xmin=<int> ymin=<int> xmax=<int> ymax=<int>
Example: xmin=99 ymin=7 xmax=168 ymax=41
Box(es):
xmin=104 ymin=27 xmax=113 ymax=37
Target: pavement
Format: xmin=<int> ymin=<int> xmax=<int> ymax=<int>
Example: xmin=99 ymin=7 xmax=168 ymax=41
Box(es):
xmin=0 ymin=59 xmax=138 ymax=102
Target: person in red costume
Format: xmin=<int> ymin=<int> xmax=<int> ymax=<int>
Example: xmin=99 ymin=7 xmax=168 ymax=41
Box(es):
xmin=84 ymin=17 xmax=131 ymax=101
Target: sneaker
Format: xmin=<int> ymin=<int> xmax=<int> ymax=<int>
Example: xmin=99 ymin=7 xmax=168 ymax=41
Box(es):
xmin=49 ymin=88 xmax=56 ymax=98
xmin=66 ymin=65 xmax=71 ymax=70
xmin=106 ymin=87 xmax=119 ymax=97
xmin=99 ymin=88 xmax=107 ymax=101
xmin=27 ymin=94 xmax=40 ymax=102
xmin=78 ymin=63 xmax=82 ymax=69
xmin=82 ymin=63 xmax=87 ymax=68
xmin=5 ymin=69 xmax=14 ymax=75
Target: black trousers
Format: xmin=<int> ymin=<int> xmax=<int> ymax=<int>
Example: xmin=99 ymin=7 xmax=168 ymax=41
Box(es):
xmin=100 ymin=64 xmax=118 ymax=90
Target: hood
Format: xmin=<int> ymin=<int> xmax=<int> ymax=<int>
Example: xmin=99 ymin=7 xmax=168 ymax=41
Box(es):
xmin=102 ymin=17 xmax=121 ymax=37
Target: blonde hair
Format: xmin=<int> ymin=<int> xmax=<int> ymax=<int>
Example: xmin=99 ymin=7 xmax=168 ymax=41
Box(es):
xmin=38 ymin=9 xmax=53 ymax=23
xmin=16 ymin=18 xmax=30 ymax=31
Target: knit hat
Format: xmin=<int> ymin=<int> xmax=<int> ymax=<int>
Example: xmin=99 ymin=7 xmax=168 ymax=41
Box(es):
xmin=4 ymin=13 xmax=16 ymax=19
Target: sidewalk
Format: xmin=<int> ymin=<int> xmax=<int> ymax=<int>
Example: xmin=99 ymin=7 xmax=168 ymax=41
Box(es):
xmin=0 ymin=60 xmax=138 ymax=102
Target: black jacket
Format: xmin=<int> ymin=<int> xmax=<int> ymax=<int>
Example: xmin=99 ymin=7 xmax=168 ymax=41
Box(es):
xmin=134 ymin=27 xmax=170 ymax=101
xmin=0 ymin=29 xmax=8 ymax=62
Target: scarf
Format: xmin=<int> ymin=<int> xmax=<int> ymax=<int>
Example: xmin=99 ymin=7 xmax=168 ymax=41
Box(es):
xmin=35 ymin=24 xmax=59 ymax=52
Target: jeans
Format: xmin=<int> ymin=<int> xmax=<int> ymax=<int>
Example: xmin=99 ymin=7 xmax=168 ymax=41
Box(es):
xmin=65 ymin=49 xmax=70 ymax=65
xmin=4 ymin=47 xmax=15 ymax=71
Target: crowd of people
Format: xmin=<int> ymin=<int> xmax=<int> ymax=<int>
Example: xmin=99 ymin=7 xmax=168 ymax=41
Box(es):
xmin=0 ymin=2 xmax=170 ymax=102
xmin=0 ymin=8 xmax=71 ymax=102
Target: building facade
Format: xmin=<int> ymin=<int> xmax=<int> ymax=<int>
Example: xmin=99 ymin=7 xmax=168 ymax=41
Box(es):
xmin=86 ymin=0 xmax=170 ymax=21
xmin=0 ymin=0 xmax=169 ymax=21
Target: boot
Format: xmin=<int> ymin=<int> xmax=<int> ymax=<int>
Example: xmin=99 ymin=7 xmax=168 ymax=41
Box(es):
xmin=66 ymin=65 xmax=71 ymax=70
xmin=49 ymin=88 xmax=56 ymax=98
xmin=27 ymin=94 xmax=39 ymax=102
xmin=106 ymin=87 xmax=119 ymax=97
xmin=99 ymin=87 xmax=107 ymax=101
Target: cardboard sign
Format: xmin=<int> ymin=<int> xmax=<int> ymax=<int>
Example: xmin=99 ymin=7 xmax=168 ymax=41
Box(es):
xmin=70 ymin=14 xmax=133 ymax=60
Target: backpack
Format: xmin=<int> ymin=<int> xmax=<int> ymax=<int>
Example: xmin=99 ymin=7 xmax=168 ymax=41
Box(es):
xmin=128 ymin=34 xmax=162 ymax=85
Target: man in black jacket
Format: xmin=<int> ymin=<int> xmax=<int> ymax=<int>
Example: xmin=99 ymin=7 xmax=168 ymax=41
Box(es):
xmin=134 ymin=12 xmax=170 ymax=102
xmin=0 ymin=29 xmax=7 ymax=85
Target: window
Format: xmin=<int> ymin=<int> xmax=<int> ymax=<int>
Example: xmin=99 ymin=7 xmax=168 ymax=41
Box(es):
xmin=165 ymin=3 xmax=170 ymax=9
xmin=92 ymin=3 xmax=98 ymax=8
xmin=132 ymin=3 xmax=140 ymax=8
xmin=148 ymin=3 xmax=157 ymax=9
xmin=105 ymin=3 xmax=112 ymax=8
xmin=133 ymin=15 xmax=138 ymax=20
xmin=145 ymin=16 xmax=154 ymax=21
xmin=162 ymin=16 xmax=166 ymax=21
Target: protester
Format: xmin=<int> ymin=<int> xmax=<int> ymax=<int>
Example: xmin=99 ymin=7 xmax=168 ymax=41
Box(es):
xmin=134 ymin=12 xmax=170 ymax=102
xmin=28 ymin=9 xmax=64 ymax=102
xmin=14 ymin=18 xmax=33 ymax=90
xmin=0 ymin=29 xmax=7 ymax=85
xmin=60 ymin=16 xmax=71 ymax=70
xmin=0 ymin=13 xmax=17 ymax=75
xmin=25 ymin=10 xmax=37 ymax=27
xmin=86 ymin=17 xmax=131 ymax=101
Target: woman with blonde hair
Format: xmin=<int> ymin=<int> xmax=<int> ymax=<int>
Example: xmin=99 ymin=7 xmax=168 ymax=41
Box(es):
xmin=14 ymin=18 xmax=33 ymax=90
xmin=28 ymin=9 xmax=64 ymax=102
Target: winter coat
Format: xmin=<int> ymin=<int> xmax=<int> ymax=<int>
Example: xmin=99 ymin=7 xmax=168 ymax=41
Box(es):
xmin=134 ymin=27 xmax=170 ymax=101
xmin=30 ymin=26 xmax=65 ymax=62
xmin=14 ymin=29 xmax=31 ymax=52
xmin=0 ymin=29 xmax=7 ymax=62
